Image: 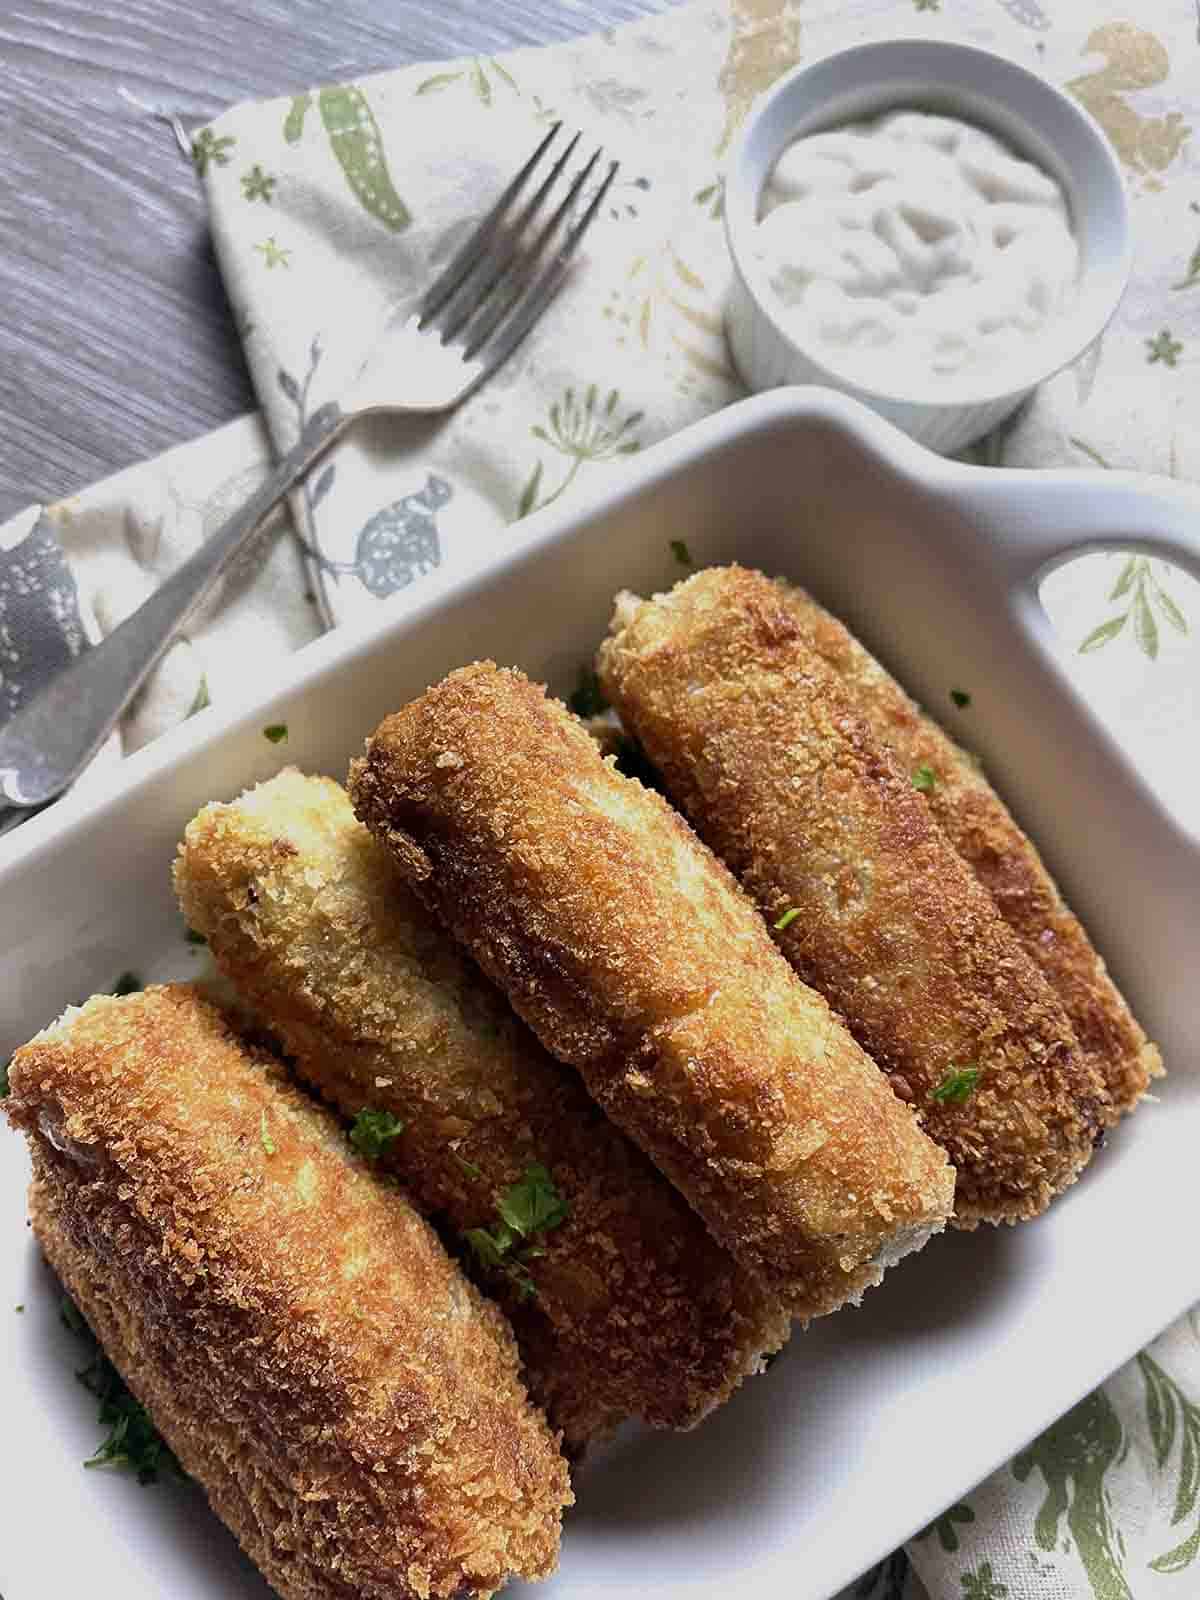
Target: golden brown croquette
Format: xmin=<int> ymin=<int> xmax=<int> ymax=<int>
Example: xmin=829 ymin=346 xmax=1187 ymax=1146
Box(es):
xmin=598 ymin=566 xmax=1111 ymax=1225
xmin=771 ymin=574 xmax=1162 ymax=1117
xmin=174 ymin=769 xmax=791 ymax=1448
xmin=4 ymin=985 xmax=570 ymax=1600
xmin=349 ymin=664 xmax=954 ymax=1316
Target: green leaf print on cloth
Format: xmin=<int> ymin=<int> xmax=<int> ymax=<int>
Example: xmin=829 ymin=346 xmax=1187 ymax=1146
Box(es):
xmin=916 ymin=1502 xmax=977 ymax=1553
xmin=241 ymin=164 xmax=276 ymax=203
xmin=416 ymin=56 xmax=520 ymax=106
xmin=283 ymin=92 xmax=311 ymax=144
xmin=1012 ymin=1389 xmax=1130 ymax=1600
xmin=516 ymin=386 xmax=643 ymax=519
xmin=1172 ymin=230 xmax=1200 ymax=291
xmin=1077 ymin=556 xmax=1190 ymax=659
xmin=1068 ymin=439 xmax=1190 ymax=659
xmin=1138 ymin=1352 xmax=1200 ymax=1574
xmin=254 ymin=237 xmax=291 ymax=270
xmin=958 ymin=1563 xmax=1006 ymax=1600
xmin=1146 ymin=330 xmax=1184 ymax=367
xmin=282 ymin=87 xmax=410 ymax=231
xmin=192 ymin=128 xmax=236 ymax=177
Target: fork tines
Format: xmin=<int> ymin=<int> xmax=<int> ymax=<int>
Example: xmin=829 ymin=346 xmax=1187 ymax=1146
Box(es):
xmin=416 ymin=123 xmax=619 ymax=367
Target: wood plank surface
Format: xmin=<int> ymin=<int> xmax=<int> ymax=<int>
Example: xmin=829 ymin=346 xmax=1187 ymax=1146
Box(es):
xmin=0 ymin=0 xmax=666 ymax=518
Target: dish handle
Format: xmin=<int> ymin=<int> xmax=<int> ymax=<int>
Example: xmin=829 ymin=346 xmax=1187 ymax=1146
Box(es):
xmin=954 ymin=468 xmax=1200 ymax=590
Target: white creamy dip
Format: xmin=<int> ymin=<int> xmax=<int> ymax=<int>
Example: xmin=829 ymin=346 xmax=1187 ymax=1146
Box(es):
xmin=756 ymin=110 xmax=1079 ymax=388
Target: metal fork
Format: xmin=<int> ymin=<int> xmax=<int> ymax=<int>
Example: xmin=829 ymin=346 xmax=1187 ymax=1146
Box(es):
xmin=0 ymin=123 xmax=618 ymax=818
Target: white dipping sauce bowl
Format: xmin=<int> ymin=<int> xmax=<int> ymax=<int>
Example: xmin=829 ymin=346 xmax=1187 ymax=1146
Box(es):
xmin=724 ymin=40 xmax=1132 ymax=453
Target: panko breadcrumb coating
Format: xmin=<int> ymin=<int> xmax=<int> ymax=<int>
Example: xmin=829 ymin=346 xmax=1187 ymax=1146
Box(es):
xmin=598 ymin=566 xmax=1110 ymax=1225
xmin=174 ymin=769 xmax=791 ymax=1448
xmin=4 ymin=985 xmax=570 ymax=1600
xmin=349 ymin=663 xmax=954 ymax=1317
xmin=771 ymin=574 xmax=1162 ymax=1117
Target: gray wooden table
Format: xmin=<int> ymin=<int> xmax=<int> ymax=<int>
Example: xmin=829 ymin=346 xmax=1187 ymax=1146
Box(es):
xmin=0 ymin=0 xmax=666 ymax=522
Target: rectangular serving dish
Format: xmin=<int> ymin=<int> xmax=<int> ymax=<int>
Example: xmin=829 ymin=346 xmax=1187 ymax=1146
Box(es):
xmin=3 ymin=389 xmax=1198 ymax=1600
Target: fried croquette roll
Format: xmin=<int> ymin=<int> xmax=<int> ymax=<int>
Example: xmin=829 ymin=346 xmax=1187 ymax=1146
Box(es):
xmin=597 ymin=565 xmax=1111 ymax=1226
xmin=769 ymin=575 xmax=1162 ymax=1118
xmin=348 ymin=664 xmax=955 ymax=1318
xmin=174 ymin=769 xmax=791 ymax=1449
xmin=4 ymin=986 xmax=570 ymax=1600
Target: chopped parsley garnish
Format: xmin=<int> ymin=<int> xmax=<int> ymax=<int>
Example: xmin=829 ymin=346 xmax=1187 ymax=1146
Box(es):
xmin=774 ymin=907 xmax=801 ymax=932
xmin=930 ymin=1066 xmax=980 ymax=1105
xmin=0 ymin=1059 xmax=9 ymax=1099
xmin=185 ymin=928 xmax=207 ymax=946
xmin=464 ymin=1225 xmax=511 ymax=1271
xmin=911 ymin=764 xmax=937 ymax=793
xmin=263 ymin=723 xmax=288 ymax=744
xmin=15 ymin=1304 xmax=24 ymax=1313
xmin=950 ymin=689 xmax=971 ymax=709
xmin=259 ymin=1109 xmax=276 ymax=1156
xmin=60 ymin=1295 xmax=89 ymax=1338
xmin=60 ymin=1294 xmax=182 ymax=1486
xmin=463 ymin=1163 xmax=568 ymax=1302
xmin=670 ymin=538 xmax=693 ymax=567
xmin=350 ymin=1107 xmax=405 ymax=1159
xmin=567 ymin=667 xmax=607 ymax=720
xmin=111 ymin=972 xmax=142 ymax=996
xmin=454 ymin=1153 xmax=483 ymax=1180
xmin=498 ymin=1163 xmax=569 ymax=1237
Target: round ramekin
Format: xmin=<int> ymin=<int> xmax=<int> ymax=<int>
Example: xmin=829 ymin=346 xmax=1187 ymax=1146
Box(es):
xmin=724 ymin=39 xmax=1132 ymax=454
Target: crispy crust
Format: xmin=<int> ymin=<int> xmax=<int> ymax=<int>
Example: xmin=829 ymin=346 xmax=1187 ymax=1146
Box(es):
xmin=5 ymin=986 xmax=570 ymax=1600
xmin=174 ymin=769 xmax=791 ymax=1447
xmin=348 ymin=664 xmax=954 ymax=1317
xmin=598 ymin=566 xmax=1111 ymax=1226
xmin=770 ymin=575 xmax=1162 ymax=1116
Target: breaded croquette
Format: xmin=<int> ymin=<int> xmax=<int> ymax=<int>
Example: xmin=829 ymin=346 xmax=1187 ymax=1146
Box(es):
xmin=349 ymin=663 xmax=955 ymax=1318
xmin=771 ymin=574 xmax=1162 ymax=1117
xmin=598 ymin=566 xmax=1110 ymax=1225
xmin=174 ymin=769 xmax=791 ymax=1448
xmin=4 ymin=986 xmax=570 ymax=1600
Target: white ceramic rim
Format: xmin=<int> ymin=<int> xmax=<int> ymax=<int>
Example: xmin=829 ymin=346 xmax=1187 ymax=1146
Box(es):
xmin=724 ymin=38 xmax=1134 ymax=411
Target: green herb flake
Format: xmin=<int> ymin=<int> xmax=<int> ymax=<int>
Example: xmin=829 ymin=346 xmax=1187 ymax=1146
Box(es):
xmin=950 ymin=689 xmax=971 ymax=709
xmin=497 ymin=1163 xmax=569 ymax=1239
xmin=263 ymin=723 xmax=288 ymax=744
xmin=15 ymin=1304 xmax=24 ymax=1313
xmin=930 ymin=1066 xmax=980 ymax=1105
xmin=912 ymin=764 xmax=937 ymax=793
xmin=464 ymin=1226 xmax=510 ymax=1270
xmin=60 ymin=1293 xmax=182 ymax=1485
xmin=185 ymin=928 xmax=207 ymax=946
xmin=454 ymin=1153 xmax=483 ymax=1180
xmin=670 ymin=538 xmax=693 ymax=567
xmin=260 ymin=1110 xmax=276 ymax=1156
xmin=567 ymin=667 xmax=607 ymax=720
xmin=60 ymin=1296 xmax=89 ymax=1338
xmin=111 ymin=972 xmax=142 ymax=997
xmin=349 ymin=1107 xmax=405 ymax=1160
xmin=0 ymin=1059 xmax=10 ymax=1099
xmin=774 ymin=907 xmax=801 ymax=932
xmin=461 ymin=1163 xmax=568 ymax=1304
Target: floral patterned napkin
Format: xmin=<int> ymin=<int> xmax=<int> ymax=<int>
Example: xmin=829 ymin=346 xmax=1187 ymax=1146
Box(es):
xmin=1 ymin=1 xmax=1198 ymax=1595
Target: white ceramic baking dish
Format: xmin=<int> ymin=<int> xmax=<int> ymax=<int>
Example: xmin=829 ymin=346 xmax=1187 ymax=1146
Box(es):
xmin=2 ymin=389 xmax=1198 ymax=1600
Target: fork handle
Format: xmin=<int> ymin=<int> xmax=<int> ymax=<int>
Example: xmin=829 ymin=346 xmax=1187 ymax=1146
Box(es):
xmin=0 ymin=402 xmax=347 ymax=810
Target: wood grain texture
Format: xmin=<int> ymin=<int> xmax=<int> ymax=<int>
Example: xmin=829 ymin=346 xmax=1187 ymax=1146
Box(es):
xmin=0 ymin=0 xmax=668 ymax=519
